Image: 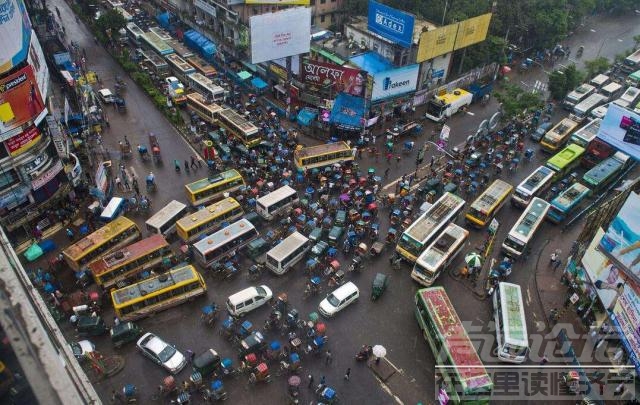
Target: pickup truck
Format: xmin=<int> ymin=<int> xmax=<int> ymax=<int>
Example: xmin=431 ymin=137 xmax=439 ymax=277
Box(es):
xmin=385 ymin=120 xmax=422 ymax=139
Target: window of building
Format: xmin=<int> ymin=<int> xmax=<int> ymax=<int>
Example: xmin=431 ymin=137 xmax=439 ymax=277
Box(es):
xmin=0 ymin=168 xmax=20 ymax=191
xmin=320 ymin=0 xmax=326 ymax=4
xmin=320 ymin=14 xmax=325 ymax=23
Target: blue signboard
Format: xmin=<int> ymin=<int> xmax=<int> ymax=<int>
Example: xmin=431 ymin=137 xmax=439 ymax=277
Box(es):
xmin=367 ymin=1 xmax=415 ymax=48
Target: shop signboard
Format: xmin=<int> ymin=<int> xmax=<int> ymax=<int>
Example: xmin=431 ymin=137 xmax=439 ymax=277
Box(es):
xmin=28 ymin=30 xmax=49 ymax=103
xmin=367 ymin=0 xmax=415 ymax=48
xmin=302 ymin=60 xmax=366 ymax=97
xmin=453 ymin=13 xmax=492 ymax=50
xmin=371 ymin=64 xmax=419 ymax=101
xmin=0 ymin=65 xmax=46 ymax=136
xmin=597 ymin=103 xmax=640 ymax=161
xmin=31 ymin=160 xmax=63 ymax=190
xmin=417 ymin=24 xmax=458 ymax=62
xmin=0 ymin=0 xmax=31 ymax=76
xmin=250 ymin=7 xmax=311 ymax=64
xmin=5 ymin=125 xmax=40 ymax=156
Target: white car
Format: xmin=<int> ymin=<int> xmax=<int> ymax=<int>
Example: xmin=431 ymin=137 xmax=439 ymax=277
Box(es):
xmin=70 ymin=340 xmax=95 ymax=360
xmin=318 ymin=281 xmax=359 ymax=317
xmin=98 ymin=88 xmax=115 ymax=104
xmin=136 ymin=332 xmax=187 ymax=374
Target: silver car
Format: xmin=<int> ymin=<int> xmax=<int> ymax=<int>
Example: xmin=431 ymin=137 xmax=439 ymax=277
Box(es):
xmin=136 ymin=332 xmax=187 ymax=374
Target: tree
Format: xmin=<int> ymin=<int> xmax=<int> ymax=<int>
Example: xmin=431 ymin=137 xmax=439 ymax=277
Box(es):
xmin=95 ymin=9 xmax=126 ymax=39
xmin=633 ymin=35 xmax=640 ymax=50
xmin=583 ymin=57 xmax=611 ymax=78
xmin=494 ymin=83 xmax=544 ymax=121
xmin=548 ymin=70 xmax=568 ymax=100
xmin=562 ymin=64 xmax=585 ymax=94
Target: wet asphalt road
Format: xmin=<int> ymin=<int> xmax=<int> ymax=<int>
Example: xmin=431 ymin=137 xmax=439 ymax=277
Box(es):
xmin=46 ymin=1 xmax=640 ymax=403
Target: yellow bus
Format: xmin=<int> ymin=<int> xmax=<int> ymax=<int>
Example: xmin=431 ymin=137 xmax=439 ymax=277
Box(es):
xmin=186 ymin=92 xmax=224 ymax=125
xmin=187 ymin=55 xmax=217 ymax=79
xmin=184 ymin=169 xmax=245 ymax=206
xmin=217 ymin=108 xmax=262 ymax=148
xmin=111 ymin=264 xmax=207 ymax=321
xmin=62 ymin=217 xmax=141 ymax=271
xmin=540 ymin=117 xmax=580 ymax=153
xmin=176 ymin=197 xmax=244 ymax=243
xmin=88 ymin=234 xmax=173 ymax=290
xmin=294 ymin=142 xmax=354 ymax=171
xmin=465 ymin=179 xmax=513 ymax=228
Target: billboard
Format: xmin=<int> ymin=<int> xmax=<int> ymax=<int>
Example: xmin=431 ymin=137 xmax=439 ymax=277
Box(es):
xmin=597 ymin=103 xmax=640 ymax=161
xmin=28 ymin=30 xmax=49 ymax=104
xmin=0 ymin=0 xmax=31 ymax=76
xmin=250 ymin=7 xmax=311 ymax=65
xmin=367 ymin=0 xmax=415 ymax=48
xmin=5 ymin=125 xmax=41 ymax=156
xmin=0 ymin=65 xmax=46 ymax=135
xmin=246 ymin=0 xmax=310 ymax=4
xmin=599 ymin=192 xmax=640 ymax=284
xmin=454 ymin=13 xmax=492 ymax=50
xmin=371 ymin=64 xmax=419 ymax=101
xmin=417 ymin=24 xmax=458 ymax=62
xmin=302 ymin=60 xmax=366 ymax=97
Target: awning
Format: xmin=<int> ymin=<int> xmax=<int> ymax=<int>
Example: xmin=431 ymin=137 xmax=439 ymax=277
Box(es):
xmin=251 ymin=77 xmax=268 ymax=89
xmin=237 ymin=71 xmax=252 ymax=80
xmin=241 ymin=61 xmax=259 ymax=73
xmin=274 ymin=84 xmax=287 ymax=94
xmin=330 ymin=93 xmax=365 ymax=130
xmin=0 ymin=186 xmax=31 ymax=209
xmin=297 ymin=108 xmax=317 ymax=126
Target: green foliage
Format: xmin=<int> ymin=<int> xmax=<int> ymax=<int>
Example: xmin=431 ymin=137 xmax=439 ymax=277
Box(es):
xmin=633 ymin=35 xmax=640 ymax=49
xmin=547 ymin=63 xmax=585 ymax=100
xmin=95 ymin=9 xmax=127 ymax=38
xmin=494 ymin=83 xmax=544 ymax=121
xmin=461 ymin=35 xmax=508 ymax=71
xmin=583 ymin=57 xmax=611 ymax=78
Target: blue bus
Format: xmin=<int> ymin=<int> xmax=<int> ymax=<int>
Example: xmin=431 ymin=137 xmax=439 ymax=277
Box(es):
xmin=546 ymin=183 xmax=592 ymax=224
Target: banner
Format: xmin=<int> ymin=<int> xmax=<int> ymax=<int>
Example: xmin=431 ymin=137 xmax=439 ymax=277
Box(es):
xmin=28 ymin=30 xmax=48 ymax=103
xmin=417 ymin=24 xmax=458 ymax=62
xmin=0 ymin=0 xmax=31 ymax=76
xmin=0 ymin=65 xmax=46 ymax=134
xmin=250 ymin=7 xmax=311 ymax=64
xmin=5 ymin=125 xmax=40 ymax=156
xmin=371 ymin=64 xmax=419 ymax=101
xmin=454 ymin=13 xmax=492 ymax=50
xmin=31 ymin=160 xmax=63 ymax=190
xmin=597 ymin=103 xmax=640 ymax=161
xmin=367 ymin=1 xmax=415 ymax=48
xmin=302 ymin=60 xmax=366 ymax=97
xmin=246 ymin=0 xmax=310 ymax=4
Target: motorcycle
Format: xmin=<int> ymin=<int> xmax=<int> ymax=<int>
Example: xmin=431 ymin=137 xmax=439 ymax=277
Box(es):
xmin=355 ymin=345 xmax=373 ymax=361
xmin=485 ymin=258 xmax=513 ymax=296
xmin=349 ymin=255 xmax=364 ymax=272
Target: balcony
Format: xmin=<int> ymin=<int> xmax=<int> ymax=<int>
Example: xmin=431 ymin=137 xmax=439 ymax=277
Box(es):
xmin=1 ymin=181 xmax=71 ymax=232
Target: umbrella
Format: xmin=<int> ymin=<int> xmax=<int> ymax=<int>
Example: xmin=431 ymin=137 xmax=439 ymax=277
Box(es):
xmin=465 ymin=252 xmax=483 ymax=268
xmin=270 ymin=341 xmax=281 ymax=351
xmin=340 ymin=194 xmax=350 ymax=202
xmin=288 ymin=375 xmax=301 ymax=387
xmin=372 ymin=345 xmax=387 ymax=358
xmin=24 ymin=243 xmax=43 ymax=262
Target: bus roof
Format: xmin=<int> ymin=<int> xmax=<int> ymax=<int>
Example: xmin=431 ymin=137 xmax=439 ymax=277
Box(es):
xmin=420 ymin=287 xmax=492 ymax=388
xmin=166 ymin=54 xmax=196 ymax=74
xmin=165 ymin=39 xmax=194 ymax=59
xmin=551 ymin=183 xmax=590 ymax=210
xmin=63 ymin=217 xmax=136 ymax=259
xmin=187 ymin=73 xmax=225 ymax=93
xmin=141 ymin=31 xmax=173 ymax=55
xmin=546 ymin=144 xmax=585 ymax=171
xmin=545 ymin=118 xmax=580 ymax=142
xmin=498 ymin=283 xmax=528 ymax=347
xmin=146 ymin=200 xmax=187 ymax=229
xmin=583 ymin=153 xmax=628 ymax=185
xmin=193 ymin=219 xmax=256 ymax=253
xmin=571 ymin=119 xmax=601 ymax=143
xmin=185 ymin=170 xmax=241 ymax=193
xmin=469 ymin=179 xmax=512 ymax=215
xmin=256 ymin=186 xmax=297 ymax=208
xmin=176 ymin=198 xmax=240 ymax=229
xmin=435 ymin=88 xmax=472 ymax=104
xmin=186 ymin=56 xmax=217 ymax=75
xmin=89 ymin=234 xmax=168 ymax=277
xmin=416 ymin=223 xmax=468 ymax=270
xmin=126 ymin=22 xmax=144 ymax=35
xmin=518 ymin=166 xmax=555 ymax=194
xmin=112 ymin=265 xmax=198 ymax=305
xmin=186 ymin=93 xmax=224 ymax=112
xmin=267 ymin=232 xmax=308 ymax=261
xmin=512 ymin=198 xmax=550 ymax=241
xmin=218 ymin=109 xmax=259 ymax=133
xmin=405 ymin=193 xmax=465 ymax=243
xmin=137 ymin=49 xmax=167 ymax=67
xmin=294 ymin=142 xmax=351 ymax=159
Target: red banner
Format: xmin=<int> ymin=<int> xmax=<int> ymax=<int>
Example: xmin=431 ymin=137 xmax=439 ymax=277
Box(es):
xmin=5 ymin=125 xmax=40 ymax=156
xmin=0 ymin=65 xmax=45 ymax=133
xmin=302 ymin=60 xmax=366 ymax=97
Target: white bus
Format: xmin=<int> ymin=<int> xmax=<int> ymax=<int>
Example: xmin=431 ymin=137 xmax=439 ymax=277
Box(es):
xmin=165 ymin=54 xmax=196 ymax=83
xmin=145 ymin=200 xmax=188 ymax=237
xmin=256 ymin=185 xmax=299 ymax=220
xmin=571 ymin=93 xmax=607 ymax=121
xmin=493 ymin=282 xmax=529 ymax=363
xmin=126 ymin=22 xmax=144 ymax=46
xmin=613 ymin=87 xmax=640 ymax=109
xmin=502 ymin=198 xmax=550 ymax=258
xmin=569 ymin=118 xmax=601 ymax=148
xmin=396 ymin=192 xmax=466 ymax=263
xmin=266 ymin=232 xmax=311 ymax=275
xmin=187 ymin=73 xmax=226 ymax=102
xmin=411 ymin=223 xmax=469 ymax=287
xmin=511 ymin=165 xmax=555 ymax=208
xmin=192 ymin=219 xmax=258 ymax=268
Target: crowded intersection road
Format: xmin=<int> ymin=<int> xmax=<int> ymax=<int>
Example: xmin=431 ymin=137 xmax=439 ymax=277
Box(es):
xmin=41 ymin=1 xmax=640 ymax=404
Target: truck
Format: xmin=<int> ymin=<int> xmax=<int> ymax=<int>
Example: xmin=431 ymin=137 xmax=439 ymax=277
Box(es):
xmin=424 ymin=88 xmax=473 ymax=123
xmin=385 ymin=120 xmax=422 ymax=139
xmin=467 ymin=81 xmax=494 ymax=103
xmin=165 ymin=76 xmax=187 ymax=105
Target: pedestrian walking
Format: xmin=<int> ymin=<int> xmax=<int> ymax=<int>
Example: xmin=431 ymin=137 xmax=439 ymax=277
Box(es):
xmin=320 ymin=376 xmax=325 ymax=386
xmin=372 ymin=134 xmax=377 ymax=144
xmin=66 ymin=227 xmax=74 ymax=240
xmin=307 ymin=374 xmax=314 ymax=388
xmin=344 ymin=368 xmax=351 ymax=381
xmin=325 ymin=350 xmax=332 ymax=365
xmin=430 ymin=155 xmax=436 ymax=168
xmin=132 ymin=180 xmax=140 ymax=196
xmin=384 ymin=168 xmax=390 ymax=178
xmin=123 ymin=177 xmax=130 ymax=191
xmin=614 ymin=382 xmax=625 ymax=396
xmin=386 ymin=152 xmax=392 ymax=164
xmin=395 ymin=155 xmax=401 ymax=166
xmin=190 ymin=155 xmax=197 ymax=169
xmin=553 ymin=257 xmax=562 ymax=271
xmin=115 ymin=176 xmax=122 ymax=190
xmin=549 ymin=250 xmax=560 ymax=268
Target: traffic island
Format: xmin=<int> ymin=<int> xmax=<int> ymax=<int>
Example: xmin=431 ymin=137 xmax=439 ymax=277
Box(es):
xmin=367 ymin=357 xmax=396 ymax=382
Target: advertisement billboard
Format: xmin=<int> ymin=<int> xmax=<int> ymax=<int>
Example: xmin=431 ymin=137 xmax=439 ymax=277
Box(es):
xmin=0 ymin=0 xmax=31 ymax=76
xmin=0 ymin=65 xmax=46 ymax=135
xmin=246 ymin=0 xmax=310 ymax=4
xmin=367 ymin=0 xmax=415 ymax=48
xmin=599 ymin=191 xmax=640 ymax=284
xmin=5 ymin=125 xmax=41 ymax=156
xmin=454 ymin=13 xmax=492 ymax=50
xmin=28 ymin=30 xmax=49 ymax=104
xmin=371 ymin=64 xmax=419 ymax=101
xmin=417 ymin=24 xmax=458 ymax=62
xmin=597 ymin=103 xmax=640 ymax=160
xmin=250 ymin=7 xmax=311 ymax=65
xmin=303 ymin=60 xmax=366 ymax=97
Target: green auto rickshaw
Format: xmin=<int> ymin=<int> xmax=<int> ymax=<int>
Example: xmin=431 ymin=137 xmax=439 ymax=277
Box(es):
xmin=110 ymin=321 xmax=142 ymax=348
xmin=308 ymin=227 xmax=324 ymax=242
xmin=335 ymin=210 xmax=347 ymax=227
xmin=193 ymin=349 xmax=221 ymax=377
xmin=76 ymin=316 xmax=108 ymax=337
xmin=246 ymin=238 xmax=270 ymax=262
xmin=328 ymin=226 xmax=344 ymax=246
xmin=371 ymin=273 xmax=389 ymax=301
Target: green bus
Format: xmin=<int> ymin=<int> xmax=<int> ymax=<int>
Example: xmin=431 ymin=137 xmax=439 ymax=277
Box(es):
xmin=581 ymin=151 xmax=630 ymax=191
xmin=545 ymin=143 xmax=585 ymax=181
xmin=415 ymin=287 xmax=493 ymax=403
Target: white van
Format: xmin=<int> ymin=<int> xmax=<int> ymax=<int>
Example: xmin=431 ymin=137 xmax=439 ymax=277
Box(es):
xmin=226 ymin=285 xmax=273 ymax=316
xmin=318 ymin=282 xmax=359 ymax=317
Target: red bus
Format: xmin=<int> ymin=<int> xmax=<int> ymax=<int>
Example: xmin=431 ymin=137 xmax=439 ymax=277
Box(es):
xmin=582 ymin=138 xmax=614 ymax=168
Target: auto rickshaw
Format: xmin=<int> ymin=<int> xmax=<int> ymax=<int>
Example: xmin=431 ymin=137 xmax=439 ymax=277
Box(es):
xmin=386 ymin=228 xmax=398 ymax=243
xmin=371 ymin=273 xmax=389 ymax=301
xmin=202 ymin=379 xmax=228 ymax=402
xmin=370 ymin=241 xmax=384 ymax=256
xmin=349 ymin=255 xmax=364 ymax=272
xmin=110 ymin=321 xmax=142 ymax=348
xmin=248 ymin=362 xmax=271 ymax=384
xmin=246 ymin=238 xmax=269 ymax=263
xmin=76 ymin=316 xmax=108 ymax=337
xmin=325 ymin=260 xmax=340 ymax=277
xmin=562 ymin=370 xmax=581 ymax=394
xmin=317 ymin=386 xmax=338 ymax=404
xmin=193 ymin=349 xmax=221 ymax=377
xmin=311 ymin=241 xmax=329 ymax=258
xmin=328 ymin=270 xmax=345 ymax=287
xmin=201 ymin=303 xmax=219 ymax=326
xmin=308 ymin=227 xmax=323 ymax=242
xmin=239 ymin=331 xmax=266 ymax=357
xmin=335 ymin=210 xmax=346 ymax=226
xmin=328 ymin=226 xmax=344 ymax=246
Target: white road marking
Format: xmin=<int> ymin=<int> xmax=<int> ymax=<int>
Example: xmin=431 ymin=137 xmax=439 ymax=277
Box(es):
xmin=378 ymin=381 xmax=405 ymax=405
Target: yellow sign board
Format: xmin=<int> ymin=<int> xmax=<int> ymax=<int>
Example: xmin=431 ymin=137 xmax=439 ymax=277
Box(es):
xmin=416 ymin=23 xmax=458 ymax=62
xmin=454 ymin=13 xmax=492 ymax=50
xmin=245 ymin=0 xmax=310 ymax=4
